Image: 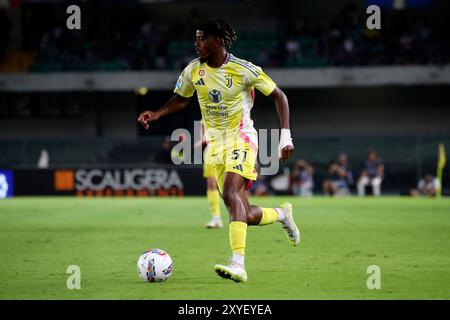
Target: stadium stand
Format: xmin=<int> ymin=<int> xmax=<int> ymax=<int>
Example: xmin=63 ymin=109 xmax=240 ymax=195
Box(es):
xmin=1 ymin=2 xmax=449 ymax=72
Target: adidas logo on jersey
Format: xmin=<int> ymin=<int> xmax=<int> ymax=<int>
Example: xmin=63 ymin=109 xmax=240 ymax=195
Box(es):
xmin=232 ymin=164 xmax=243 ymax=172
xmin=195 ymin=78 xmax=205 ymax=85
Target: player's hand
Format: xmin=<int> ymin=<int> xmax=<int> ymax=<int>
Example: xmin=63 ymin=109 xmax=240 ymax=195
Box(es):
xmin=279 ymin=128 xmax=294 ymax=162
xmin=280 ymin=145 xmax=294 ymax=162
xmin=138 ymin=111 xmax=160 ymax=130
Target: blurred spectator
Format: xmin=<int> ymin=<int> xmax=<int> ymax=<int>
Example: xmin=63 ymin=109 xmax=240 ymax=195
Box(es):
xmin=248 ymin=165 xmax=270 ymax=196
xmin=14 ymin=3 xmax=450 ymax=72
xmin=291 ymin=159 xmax=314 ymax=197
xmin=285 ymin=37 xmax=301 ymax=60
xmin=323 ymin=153 xmax=354 ymax=196
xmin=410 ymin=174 xmax=440 ymax=197
xmin=357 ymin=150 xmax=384 ymax=196
xmin=37 ymin=149 xmax=49 ymax=169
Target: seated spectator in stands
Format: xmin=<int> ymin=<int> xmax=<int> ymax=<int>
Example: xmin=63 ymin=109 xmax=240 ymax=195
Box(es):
xmin=357 ymin=150 xmax=384 ymax=196
xmin=323 ymin=153 xmax=353 ymax=196
xmin=291 ymin=159 xmax=314 ymax=197
xmin=248 ymin=165 xmax=270 ymax=196
xmin=410 ymin=174 xmax=439 ymax=197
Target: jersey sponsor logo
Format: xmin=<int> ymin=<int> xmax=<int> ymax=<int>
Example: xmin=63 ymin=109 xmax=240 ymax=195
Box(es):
xmin=205 ymin=105 xmax=228 ymax=117
xmin=225 ymin=75 xmax=233 ymax=88
xmin=208 ymin=89 xmax=222 ymax=103
xmin=195 ymin=78 xmax=205 ymax=86
xmin=199 ymin=70 xmax=205 ymax=76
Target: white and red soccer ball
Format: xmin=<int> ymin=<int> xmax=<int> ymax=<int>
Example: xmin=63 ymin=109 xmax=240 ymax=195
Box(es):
xmin=137 ymin=248 xmax=173 ymax=282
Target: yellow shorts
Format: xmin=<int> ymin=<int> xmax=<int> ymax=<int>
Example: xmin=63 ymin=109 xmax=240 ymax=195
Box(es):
xmin=207 ymin=141 xmax=257 ymax=193
xmin=203 ymin=163 xmax=215 ymax=178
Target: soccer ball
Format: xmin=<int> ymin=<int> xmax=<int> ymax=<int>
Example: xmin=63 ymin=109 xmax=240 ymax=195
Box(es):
xmin=137 ymin=248 xmax=173 ymax=282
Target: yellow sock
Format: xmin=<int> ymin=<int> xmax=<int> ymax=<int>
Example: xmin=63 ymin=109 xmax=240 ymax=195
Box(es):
xmin=207 ymin=190 xmax=221 ymax=217
xmin=229 ymin=221 xmax=247 ymax=256
xmin=258 ymin=208 xmax=279 ymax=226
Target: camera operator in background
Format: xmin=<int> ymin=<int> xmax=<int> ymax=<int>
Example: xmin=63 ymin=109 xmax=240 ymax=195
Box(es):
xmin=357 ymin=150 xmax=384 ymax=196
xmin=323 ymin=153 xmax=354 ymax=196
xmin=410 ymin=174 xmax=440 ymax=197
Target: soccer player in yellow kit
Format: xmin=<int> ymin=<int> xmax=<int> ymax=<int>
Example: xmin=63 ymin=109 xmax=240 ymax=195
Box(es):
xmin=138 ymin=19 xmax=300 ymax=282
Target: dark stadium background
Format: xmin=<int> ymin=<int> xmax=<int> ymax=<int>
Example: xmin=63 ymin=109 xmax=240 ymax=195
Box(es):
xmin=0 ymin=0 xmax=449 ymax=196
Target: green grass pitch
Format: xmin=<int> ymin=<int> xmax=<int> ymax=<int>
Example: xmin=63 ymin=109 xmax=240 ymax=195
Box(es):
xmin=0 ymin=196 xmax=449 ymax=299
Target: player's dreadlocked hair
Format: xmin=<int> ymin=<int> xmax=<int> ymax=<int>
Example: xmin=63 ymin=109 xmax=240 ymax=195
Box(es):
xmin=198 ymin=18 xmax=237 ymax=49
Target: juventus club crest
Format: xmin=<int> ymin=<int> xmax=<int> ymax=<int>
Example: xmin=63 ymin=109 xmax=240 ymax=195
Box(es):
xmin=225 ymin=75 xmax=233 ymax=88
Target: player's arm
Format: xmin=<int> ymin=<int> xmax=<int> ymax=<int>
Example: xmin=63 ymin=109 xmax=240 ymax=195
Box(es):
xmin=269 ymin=87 xmax=294 ymax=161
xmin=138 ymin=94 xmax=191 ymax=130
xmin=139 ymin=62 xmax=196 ymax=129
xmin=248 ymin=63 xmax=294 ymax=161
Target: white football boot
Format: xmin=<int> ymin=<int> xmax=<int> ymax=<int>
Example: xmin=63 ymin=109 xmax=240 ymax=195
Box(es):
xmin=205 ymin=217 xmax=224 ymax=229
xmin=279 ymin=202 xmax=301 ymax=246
xmin=214 ymin=260 xmax=247 ymax=283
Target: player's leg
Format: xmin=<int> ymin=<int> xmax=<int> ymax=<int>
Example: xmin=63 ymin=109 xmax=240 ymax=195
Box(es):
xmin=214 ymin=140 xmax=299 ymax=282
xmin=205 ymin=174 xmax=223 ymax=228
xmin=242 ymin=186 xmax=300 ymax=246
xmin=214 ymin=172 xmax=248 ymax=282
xmin=241 ymin=189 xmax=261 ymax=224
xmin=242 ymin=189 xmax=277 ymax=225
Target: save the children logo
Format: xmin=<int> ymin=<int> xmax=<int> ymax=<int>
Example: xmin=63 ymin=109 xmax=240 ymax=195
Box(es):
xmin=208 ymin=89 xmax=222 ymax=103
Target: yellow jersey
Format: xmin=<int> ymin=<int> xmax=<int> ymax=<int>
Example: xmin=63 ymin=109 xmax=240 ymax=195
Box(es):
xmin=173 ymin=54 xmax=277 ymax=149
